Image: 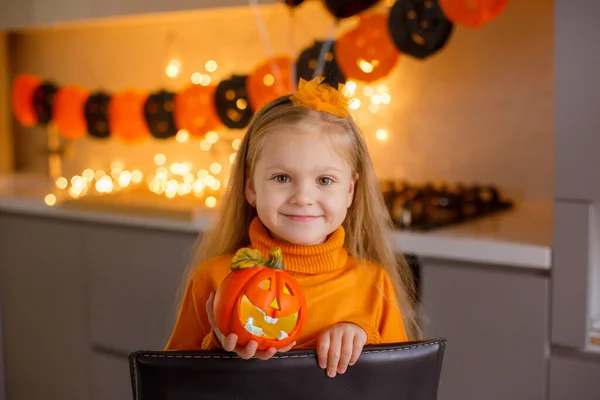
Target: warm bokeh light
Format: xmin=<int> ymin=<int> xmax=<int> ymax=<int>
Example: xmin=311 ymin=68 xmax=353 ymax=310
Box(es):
xmin=44 ymin=194 xmax=56 ymax=206
xmin=205 ymin=60 xmax=218 ymax=72
xmin=376 ymin=128 xmax=389 ymax=141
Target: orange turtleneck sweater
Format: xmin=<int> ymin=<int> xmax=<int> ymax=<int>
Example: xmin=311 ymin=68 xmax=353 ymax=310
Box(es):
xmin=165 ymin=218 xmax=407 ymax=350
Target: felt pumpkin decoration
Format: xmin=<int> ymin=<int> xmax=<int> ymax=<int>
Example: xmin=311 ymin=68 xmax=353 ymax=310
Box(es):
xmin=247 ymin=57 xmax=294 ymax=111
xmin=84 ymin=92 xmax=111 ymax=139
xmin=53 ymin=85 xmax=90 ymax=140
xmin=144 ymin=90 xmax=178 ymax=140
xmin=174 ymin=84 xmax=221 ymax=138
xmin=388 ymin=0 xmax=454 ymax=59
xmin=296 ymin=40 xmax=346 ymax=84
xmin=323 ymin=0 xmax=382 ymax=19
xmin=12 ymin=74 xmax=42 ymax=127
xmin=108 ymin=90 xmax=150 ymax=144
xmin=32 ymin=81 xmax=59 ymax=125
xmin=213 ymin=247 xmax=307 ymax=350
xmin=214 ymin=75 xmax=254 ymax=130
xmin=438 ymin=0 xmax=508 ymax=28
xmin=335 ymin=13 xmax=400 ymax=82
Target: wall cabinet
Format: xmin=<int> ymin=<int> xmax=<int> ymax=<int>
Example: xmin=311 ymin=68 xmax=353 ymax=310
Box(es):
xmin=0 ymin=0 xmax=271 ymax=30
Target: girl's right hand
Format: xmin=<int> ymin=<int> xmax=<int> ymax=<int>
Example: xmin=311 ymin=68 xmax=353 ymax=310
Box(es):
xmin=205 ymin=292 xmax=296 ymax=360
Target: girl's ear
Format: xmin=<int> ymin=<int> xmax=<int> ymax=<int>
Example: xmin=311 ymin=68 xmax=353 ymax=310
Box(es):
xmin=347 ymin=173 xmax=358 ymax=208
xmin=245 ymin=174 xmax=257 ymax=206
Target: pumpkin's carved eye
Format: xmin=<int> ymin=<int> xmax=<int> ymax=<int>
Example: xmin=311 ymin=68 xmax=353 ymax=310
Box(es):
xmin=283 ymin=284 xmax=293 ymax=295
xmin=259 ymin=279 xmax=271 ymax=290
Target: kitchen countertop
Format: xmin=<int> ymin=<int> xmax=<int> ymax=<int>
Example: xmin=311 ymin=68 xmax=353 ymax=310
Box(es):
xmin=0 ymin=173 xmax=553 ymax=270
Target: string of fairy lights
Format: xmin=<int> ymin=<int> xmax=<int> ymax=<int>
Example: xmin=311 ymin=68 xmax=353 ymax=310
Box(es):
xmin=44 ymin=54 xmax=394 ymax=208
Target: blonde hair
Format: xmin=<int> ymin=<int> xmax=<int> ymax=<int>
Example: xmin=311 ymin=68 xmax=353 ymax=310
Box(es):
xmin=181 ymin=96 xmax=421 ymax=340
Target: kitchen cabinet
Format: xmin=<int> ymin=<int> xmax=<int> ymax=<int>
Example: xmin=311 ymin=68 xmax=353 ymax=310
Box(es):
xmin=0 ymin=0 xmax=272 ymax=30
xmin=0 ymin=211 xmax=198 ymax=400
xmin=420 ymin=258 xmax=549 ymax=400
xmin=0 ymin=213 xmax=90 ymax=400
xmin=549 ymin=352 xmax=600 ymax=400
xmin=0 ymin=0 xmax=34 ymax=30
xmin=91 ymin=352 xmax=132 ymax=400
xmin=554 ymin=0 xmax=600 ymax=201
xmin=551 ymin=202 xmax=599 ymax=349
xmin=85 ymin=223 xmax=196 ymax=354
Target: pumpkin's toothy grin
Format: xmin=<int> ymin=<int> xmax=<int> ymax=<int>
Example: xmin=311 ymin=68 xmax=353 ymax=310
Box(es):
xmin=239 ymin=295 xmax=299 ymax=340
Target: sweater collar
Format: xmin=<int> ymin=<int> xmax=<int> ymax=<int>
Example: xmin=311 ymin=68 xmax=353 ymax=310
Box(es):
xmin=248 ymin=217 xmax=348 ymax=275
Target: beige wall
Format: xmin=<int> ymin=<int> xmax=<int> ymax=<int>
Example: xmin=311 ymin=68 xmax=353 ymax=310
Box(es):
xmin=0 ymin=32 xmax=13 ymax=173
xmin=8 ymin=0 xmax=553 ymax=203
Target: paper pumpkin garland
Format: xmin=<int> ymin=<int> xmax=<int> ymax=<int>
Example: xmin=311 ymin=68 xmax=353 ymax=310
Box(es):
xmin=438 ymin=0 xmax=509 ymax=28
xmin=109 ymin=90 xmax=150 ymax=144
xmin=284 ymin=0 xmax=305 ymax=7
xmin=388 ymin=0 xmax=454 ymax=59
xmin=174 ymin=84 xmax=221 ymax=138
xmin=296 ymin=40 xmax=346 ymax=84
xmin=323 ymin=0 xmax=382 ymax=19
xmin=247 ymin=57 xmax=294 ymax=111
xmin=84 ymin=92 xmax=111 ymax=139
xmin=11 ymin=74 xmax=41 ymax=127
xmin=53 ymin=85 xmax=90 ymax=140
xmin=144 ymin=90 xmax=178 ymax=139
xmin=11 ymin=1 xmax=507 ymax=142
xmin=214 ymin=75 xmax=254 ymax=130
xmin=335 ymin=13 xmax=399 ymax=82
xmin=33 ymin=82 xmax=59 ymax=125
xmin=213 ymin=247 xmax=307 ymax=350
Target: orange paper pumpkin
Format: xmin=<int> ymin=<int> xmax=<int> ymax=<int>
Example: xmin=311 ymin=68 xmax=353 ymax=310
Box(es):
xmin=213 ymin=247 xmax=307 ymax=350
xmin=247 ymin=57 xmax=294 ymax=111
xmin=53 ymin=85 xmax=90 ymax=139
xmin=335 ymin=13 xmax=400 ymax=83
xmin=174 ymin=84 xmax=221 ymax=138
xmin=439 ymin=0 xmax=508 ymax=28
xmin=109 ymin=90 xmax=150 ymax=144
xmin=12 ymin=74 xmax=42 ymax=127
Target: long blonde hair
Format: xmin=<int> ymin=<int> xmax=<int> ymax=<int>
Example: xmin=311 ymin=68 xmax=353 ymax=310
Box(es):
xmin=181 ymin=96 xmax=420 ymax=340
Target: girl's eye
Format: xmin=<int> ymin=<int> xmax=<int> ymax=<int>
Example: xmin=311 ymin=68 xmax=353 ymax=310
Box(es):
xmin=317 ymin=177 xmax=334 ymax=186
xmin=273 ymin=175 xmax=290 ymax=183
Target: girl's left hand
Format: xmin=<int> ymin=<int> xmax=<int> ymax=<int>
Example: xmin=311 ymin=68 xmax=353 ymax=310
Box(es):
xmin=316 ymin=323 xmax=367 ymax=378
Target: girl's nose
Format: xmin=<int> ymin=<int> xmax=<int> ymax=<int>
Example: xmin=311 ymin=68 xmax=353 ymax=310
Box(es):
xmin=290 ymin=181 xmax=314 ymax=206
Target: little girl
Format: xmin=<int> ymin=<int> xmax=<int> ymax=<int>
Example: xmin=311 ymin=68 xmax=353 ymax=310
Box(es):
xmin=166 ymin=77 xmax=419 ymax=378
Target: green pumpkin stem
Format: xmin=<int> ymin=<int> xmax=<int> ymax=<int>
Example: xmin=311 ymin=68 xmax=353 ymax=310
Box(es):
xmin=264 ymin=247 xmax=285 ymax=271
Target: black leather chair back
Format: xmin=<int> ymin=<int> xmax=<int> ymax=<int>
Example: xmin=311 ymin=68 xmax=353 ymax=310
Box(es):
xmin=129 ymin=338 xmax=446 ymax=400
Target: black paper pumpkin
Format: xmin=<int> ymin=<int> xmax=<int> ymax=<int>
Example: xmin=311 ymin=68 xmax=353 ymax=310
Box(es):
xmin=296 ymin=40 xmax=346 ymax=84
xmin=284 ymin=0 xmax=305 ymax=7
xmin=214 ymin=75 xmax=254 ymax=130
xmin=387 ymin=0 xmax=454 ymax=59
xmin=144 ymin=90 xmax=177 ymax=139
xmin=32 ymin=82 xmax=58 ymax=125
xmin=84 ymin=92 xmax=111 ymax=139
xmin=323 ymin=0 xmax=382 ymax=19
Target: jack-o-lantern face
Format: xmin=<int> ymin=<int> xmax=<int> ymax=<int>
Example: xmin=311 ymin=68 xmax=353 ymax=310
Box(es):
xmin=213 ymin=248 xmax=307 ymax=350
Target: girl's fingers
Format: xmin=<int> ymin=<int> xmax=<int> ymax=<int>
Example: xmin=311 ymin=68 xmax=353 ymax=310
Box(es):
xmin=326 ymin=329 xmax=343 ymax=378
xmin=317 ymin=333 xmax=331 ymax=369
xmin=222 ymin=333 xmax=238 ymax=352
xmin=237 ymin=340 xmax=259 ymax=360
xmin=277 ymin=341 xmax=297 ymax=353
xmin=337 ymin=334 xmax=355 ymax=374
xmin=349 ymin=334 xmax=364 ymax=366
xmin=254 ymin=347 xmax=277 ymax=360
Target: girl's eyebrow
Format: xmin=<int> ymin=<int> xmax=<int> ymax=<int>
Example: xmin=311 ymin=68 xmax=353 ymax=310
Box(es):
xmin=264 ymin=164 xmax=344 ymax=173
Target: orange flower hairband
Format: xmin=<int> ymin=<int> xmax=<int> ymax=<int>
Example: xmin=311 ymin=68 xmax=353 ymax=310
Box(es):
xmin=289 ymin=77 xmax=351 ymax=118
